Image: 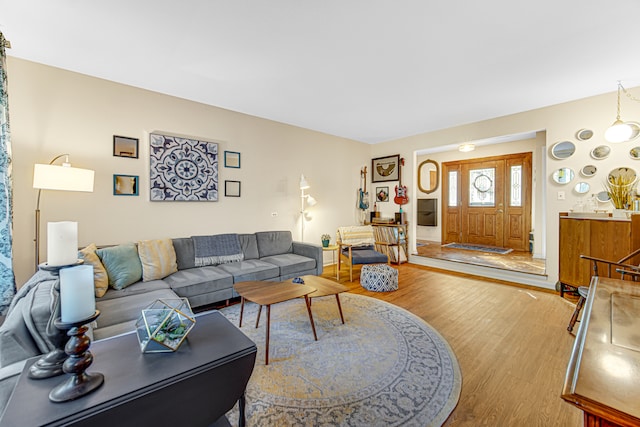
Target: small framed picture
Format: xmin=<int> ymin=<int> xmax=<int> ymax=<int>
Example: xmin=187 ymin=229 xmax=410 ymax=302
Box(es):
xmin=113 ymin=174 xmax=139 ymax=196
xmin=113 ymin=135 xmax=139 ymax=158
xmin=224 ymin=151 xmax=241 ymax=168
xmin=376 ymin=186 xmax=390 ymax=202
xmin=372 ymin=154 xmax=400 ymax=182
xmin=225 ymin=180 xmax=241 ymax=197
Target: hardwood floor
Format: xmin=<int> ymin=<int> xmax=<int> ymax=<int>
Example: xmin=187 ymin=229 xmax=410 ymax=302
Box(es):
xmin=321 ymin=262 xmax=582 ymax=426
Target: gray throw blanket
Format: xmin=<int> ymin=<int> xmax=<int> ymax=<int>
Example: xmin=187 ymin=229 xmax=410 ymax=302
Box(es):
xmin=192 ymin=234 xmax=244 ymax=267
xmin=0 ymin=270 xmax=60 ymax=367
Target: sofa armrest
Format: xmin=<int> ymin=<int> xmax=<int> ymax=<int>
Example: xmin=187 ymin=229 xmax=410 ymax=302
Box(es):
xmin=292 ymin=242 xmax=323 ymax=275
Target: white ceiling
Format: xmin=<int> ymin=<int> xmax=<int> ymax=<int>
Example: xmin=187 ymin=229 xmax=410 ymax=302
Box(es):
xmin=1 ymin=0 xmax=640 ymax=144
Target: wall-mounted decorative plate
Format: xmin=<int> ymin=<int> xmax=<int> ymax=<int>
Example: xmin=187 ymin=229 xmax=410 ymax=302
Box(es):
xmin=596 ymin=191 xmax=611 ymax=203
xmin=608 ymin=167 xmax=637 ymax=185
xmin=590 ymin=145 xmax=611 ymax=160
xmin=631 ymin=147 xmax=640 ymax=160
xmin=576 ymin=129 xmax=594 ymax=141
xmin=574 ymin=182 xmax=590 ymax=194
xmin=551 ymin=140 xmax=576 ymax=160
xmin=552 ymin=167 xmax=574 ymax=184
xmin=580 ymin=164 xmax=597 ymax=177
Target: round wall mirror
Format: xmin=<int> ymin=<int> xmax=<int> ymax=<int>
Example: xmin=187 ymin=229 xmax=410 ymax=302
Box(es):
xmin=574 ymin=182 xmax=590 ymax=194
xmin=596 ymin=191 xmax=611 ymax=203
xmin=552 ymin=168 xmax=574 ymax=184
xmin=591 ymin=145 xmax=611 ymax=160
xmin=551 ymin=141 xmax=576 ymax=160
xmin=608 ymin=167 xmax=637 ymax=185
xmin=580 ymin=165 xmax=597 ymax=177
xmin=418 ymin=159 xmax=439 ymax=194
xmin=576 ymin=129 xmax=594 ymax=141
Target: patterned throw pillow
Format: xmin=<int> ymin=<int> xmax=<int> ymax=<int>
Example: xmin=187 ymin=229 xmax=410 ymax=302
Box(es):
xmin=78 ymin=243 xmax=109 ymax=298
xmin=96 ymin=243 xmax=143 ymax=290
xmin=137 ymin=239 xmax=178 ymax=282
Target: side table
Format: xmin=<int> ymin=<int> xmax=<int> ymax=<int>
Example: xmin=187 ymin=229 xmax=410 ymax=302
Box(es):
xmin=0 ymin=311 xmax=256 ymax=427
xmin=323 ymin=244 xmax=339 ymax=279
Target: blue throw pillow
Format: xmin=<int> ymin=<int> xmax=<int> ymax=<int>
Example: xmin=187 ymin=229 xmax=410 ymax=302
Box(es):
xmin=96 ymin=243 xmax=143 ymax=290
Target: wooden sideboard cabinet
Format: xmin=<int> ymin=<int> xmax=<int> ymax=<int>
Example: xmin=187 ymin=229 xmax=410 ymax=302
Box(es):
xmin=558 ymin=213 xmax=640 ymax=294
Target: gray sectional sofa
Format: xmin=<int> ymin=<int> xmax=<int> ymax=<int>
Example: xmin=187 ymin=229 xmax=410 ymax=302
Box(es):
xmin=0 ymin=230 xmax=322 ymax=417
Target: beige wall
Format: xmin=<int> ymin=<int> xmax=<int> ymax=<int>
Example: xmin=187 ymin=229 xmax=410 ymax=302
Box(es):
xmin=8 ymin=57 xmax=370 ymax=286
xmin=9 ymin=56 xmax=640 ymax=290
xmin=372 ymin=88 xmax=640 ymax=288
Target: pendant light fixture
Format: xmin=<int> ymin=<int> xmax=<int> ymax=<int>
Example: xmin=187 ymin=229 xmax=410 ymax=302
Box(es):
xmin=605 ymin=81 xmax=634 ymax=143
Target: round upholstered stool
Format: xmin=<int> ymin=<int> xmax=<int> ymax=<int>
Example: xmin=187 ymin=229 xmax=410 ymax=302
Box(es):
xmin=360 ymin=264 xmax=398 ymax=292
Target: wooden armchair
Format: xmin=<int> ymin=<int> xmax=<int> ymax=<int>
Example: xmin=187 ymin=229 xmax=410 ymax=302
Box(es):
xmin=579 ymin=247 xmax=640 ymax=281
xmin=568 ymin=248 xmax=640 ymax=332
xmin=336 ymin=225 xmax=389 ymax=281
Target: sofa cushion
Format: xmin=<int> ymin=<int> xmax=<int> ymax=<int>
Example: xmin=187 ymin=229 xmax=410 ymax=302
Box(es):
xmin=78 ymin=243 xmax=109 ymax=298
xmin=94 ymin=288 xmax=179 ymax=329
xmin=238 ymin=234 xmax=259 ymax=260
xmin=137 ymin=238 xmax=178 ymax=281
xmin=96 ymin=243 xmax=143 ymax=290
xmin=163 ymin=267 xmax=234 ymax=298
xmin=172 ymin=237 xmax=195 ymax=270
xmin=217 ymin=259 xmax=280 ymax=282
xmin=260 ymin=253 xmax=316 ymax=277
xmin=342 ymin=246 xmax=388 ymax=265
xmin=96 ymin=280 xmax=171 ymax=301
xmin=255 ymin=231 xmax=293 ymax=258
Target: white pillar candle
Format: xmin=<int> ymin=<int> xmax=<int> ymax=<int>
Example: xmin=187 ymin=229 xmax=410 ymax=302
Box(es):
xmin=47 ymin=222 xmax=78 ymax=267
xmin=60 ymin=265 xmax=96 ymax=323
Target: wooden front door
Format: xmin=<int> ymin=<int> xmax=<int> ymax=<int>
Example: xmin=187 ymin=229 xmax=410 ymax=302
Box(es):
xmin=442 ymin=152 xmax=532 ymax=251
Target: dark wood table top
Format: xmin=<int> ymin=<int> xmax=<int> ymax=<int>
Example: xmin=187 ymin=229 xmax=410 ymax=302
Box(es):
xmin=562 ymin=276 xmax=640 ymax=426
xmin=0 ymin=311 xmax=256 ymax=427
xmin=233 ymin=281 xmax=315 ymax=306
xmin=283 ymin=275 xmax=348 ymax=298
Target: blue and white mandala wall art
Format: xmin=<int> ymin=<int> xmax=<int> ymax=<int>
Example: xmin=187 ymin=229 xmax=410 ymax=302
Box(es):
xmin=149 ymin=133 xmax=218 ymax=201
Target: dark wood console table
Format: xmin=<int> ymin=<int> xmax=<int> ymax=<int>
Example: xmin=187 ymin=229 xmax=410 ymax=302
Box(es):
xmin=562 ymin=276 xmax=640 ymax=426
xmin=0 ymin=310 xmax=256 ymax=427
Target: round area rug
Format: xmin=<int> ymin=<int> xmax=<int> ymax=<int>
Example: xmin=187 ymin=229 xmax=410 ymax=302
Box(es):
xmin=220 ymin=293 xmax=461 ymax=427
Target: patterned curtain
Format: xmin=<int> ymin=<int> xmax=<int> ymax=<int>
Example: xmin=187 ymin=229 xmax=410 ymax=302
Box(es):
xmin=0 ymin=32 xmax=15 ymax=315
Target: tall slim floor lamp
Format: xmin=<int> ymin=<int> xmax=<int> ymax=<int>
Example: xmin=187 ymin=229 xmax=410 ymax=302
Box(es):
xmin=299 ymin=174 xmax=316 ymax=242
xmin=33 ymin=154 xmax=95 ymax=269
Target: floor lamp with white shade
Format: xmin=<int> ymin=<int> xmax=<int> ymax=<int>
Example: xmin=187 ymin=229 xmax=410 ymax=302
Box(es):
xmin=32 ymin=154 xmax=95 ymax=270
xmin=299 ymin=174 xmax=316 ymax=242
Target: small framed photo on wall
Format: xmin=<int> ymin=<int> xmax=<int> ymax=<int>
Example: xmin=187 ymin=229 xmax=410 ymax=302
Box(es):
xmin=376 ymin=186 xmax=389 ymax=202
xmin=113 ymin=135 xmax=139 ymax=158
xmin=224 ymin=151 xmax=241 ymax=168
xmin=225 ymin=180 xmax=241 ymax=197
xmin=113 ymin=174 xmax=139 ymax=196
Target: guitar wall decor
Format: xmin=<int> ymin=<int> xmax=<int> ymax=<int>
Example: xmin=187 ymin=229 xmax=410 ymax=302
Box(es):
xmin=358 ymin=166 xmax=370 ymax=210
xmin=394 ymin=158 xmax=409 ymax=205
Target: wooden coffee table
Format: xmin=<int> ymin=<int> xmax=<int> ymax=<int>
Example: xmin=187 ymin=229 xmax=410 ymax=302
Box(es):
xmin=233 ymin=280 xmax=318 ymax=365
xmin=284 ymin=275 xmax=349 ymax=324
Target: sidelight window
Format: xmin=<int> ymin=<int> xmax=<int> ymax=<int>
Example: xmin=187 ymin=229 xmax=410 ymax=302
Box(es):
xmin=510 ymin=165 xmax=522 ymax=207
xmin=448 ymin=170 xmax=458 ymax=207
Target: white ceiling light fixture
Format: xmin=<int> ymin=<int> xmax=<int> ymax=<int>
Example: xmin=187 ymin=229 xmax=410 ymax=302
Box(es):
xmin=458 ymin=143 xmax=475 ymax=152
xmin=605 ymin=81 xmax=634 ymax=143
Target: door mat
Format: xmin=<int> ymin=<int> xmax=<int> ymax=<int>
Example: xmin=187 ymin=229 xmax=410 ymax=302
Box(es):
xmin=442 ymin=243 xmax=513 ymax=254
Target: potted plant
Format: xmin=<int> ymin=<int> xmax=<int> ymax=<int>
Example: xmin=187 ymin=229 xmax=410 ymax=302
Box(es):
xmin=321 ymin=234 xmax=331 ymax=247
xmin=604 ymin=170 xmax=636 ymax=217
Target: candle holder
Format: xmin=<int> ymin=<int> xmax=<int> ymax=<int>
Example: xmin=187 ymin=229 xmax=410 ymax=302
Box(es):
xmin=28 ymin=260 xmax=83 ymax=380
xmin=49 ymin=310 xmax=104 ymax=403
